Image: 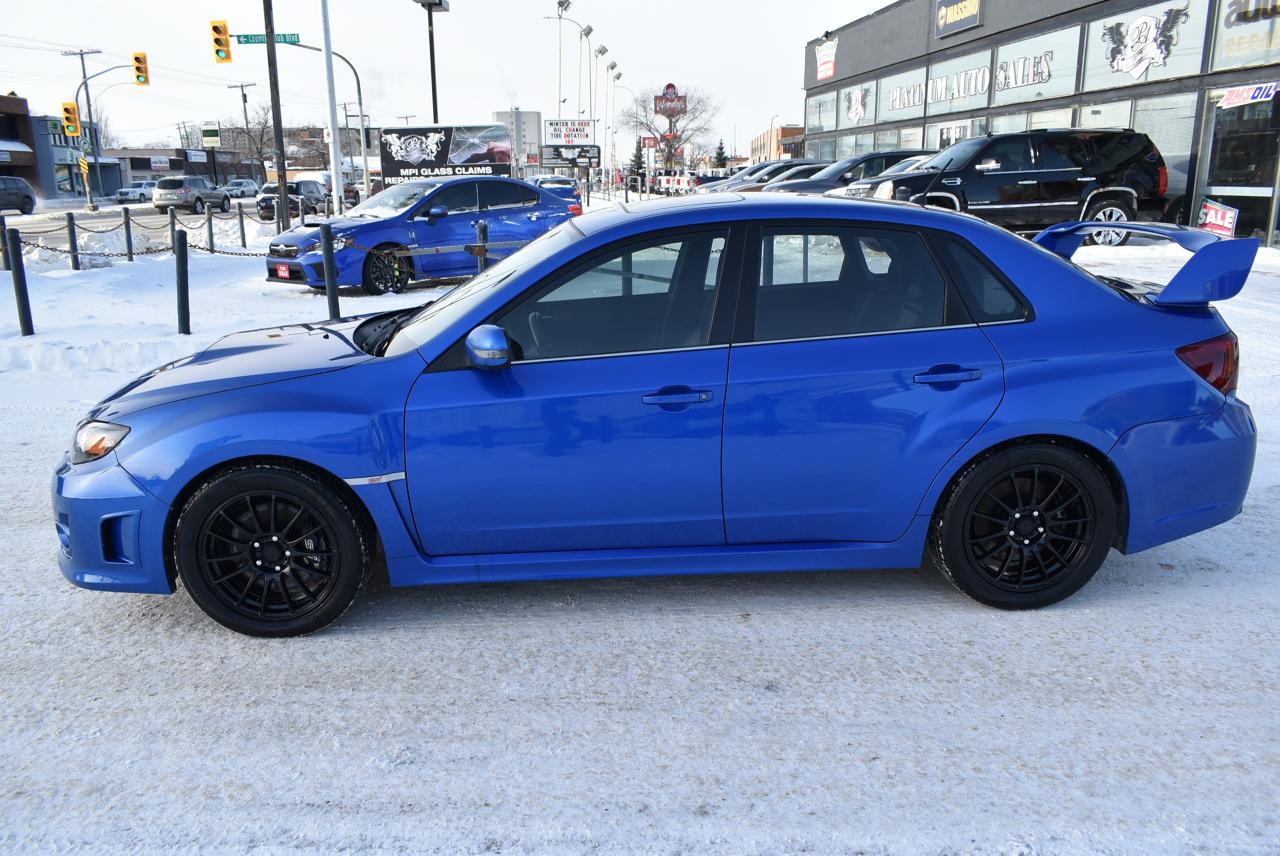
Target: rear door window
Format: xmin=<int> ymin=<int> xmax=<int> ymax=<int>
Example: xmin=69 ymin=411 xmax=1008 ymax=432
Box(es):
xmin=481 ymin=182 xmax=540 ymax=210
xmin=931 ymin=236 xmax=1028 ymax=322
xmin=1038 ymin=136 xmax=1091 ymax=170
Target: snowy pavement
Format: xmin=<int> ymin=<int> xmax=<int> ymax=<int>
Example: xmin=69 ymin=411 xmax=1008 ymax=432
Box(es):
xmin=0 ymin=237 xmax=1277 ymax=853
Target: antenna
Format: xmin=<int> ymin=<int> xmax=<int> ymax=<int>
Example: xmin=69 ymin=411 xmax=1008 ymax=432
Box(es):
xmin=917 ymin=158 xmax=952 ymax=207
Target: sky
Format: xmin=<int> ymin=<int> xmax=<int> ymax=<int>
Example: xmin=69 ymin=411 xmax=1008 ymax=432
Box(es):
xmin=1 ymin=0 xmax=893 ymax=159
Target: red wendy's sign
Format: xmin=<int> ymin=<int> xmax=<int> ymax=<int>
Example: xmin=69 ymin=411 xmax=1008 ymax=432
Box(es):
xmin=654 ymin=83 xmax=687 ymax=118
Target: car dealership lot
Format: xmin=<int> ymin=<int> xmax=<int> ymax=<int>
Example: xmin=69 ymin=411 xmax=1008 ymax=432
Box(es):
xmin=1 ymin=243 xmax=1277 ymax=853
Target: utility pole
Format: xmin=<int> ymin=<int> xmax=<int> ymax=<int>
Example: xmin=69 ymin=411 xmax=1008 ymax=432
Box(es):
xmin=263 ymin=0 xmax=290 ymax=229
xmin=397 ymin=114 xmax=416 ymax=125
xmin=61 ymin=48 xmax=103 ymax=210
xmin=319 ymin=0 xmax=346 ymax=213
xmin=227 ymin=82 xmax=259 ymax=179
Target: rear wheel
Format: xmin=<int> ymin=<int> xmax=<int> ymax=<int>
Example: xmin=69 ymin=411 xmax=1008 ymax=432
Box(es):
xmin=1083 ymin=197 xmax=1134 ymax=246
xmin=361 ymin=245 xmax=409 ymax=295
xmin=19 ymin=197 xmax=34 ymax=215
xmin=193 ymin=198 xmax=205 ymax=215
xmin=173 ymin=464 xmax=371 ymax=637
xmin=220 ymin=195 xmax=230 ymax=212
xmin=930 ymin=445 xmax=1115 ymax=610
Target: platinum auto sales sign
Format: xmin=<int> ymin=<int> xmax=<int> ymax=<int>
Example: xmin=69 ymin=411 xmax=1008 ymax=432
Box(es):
xmin=378 ymin=124 xmax=513 ymax=184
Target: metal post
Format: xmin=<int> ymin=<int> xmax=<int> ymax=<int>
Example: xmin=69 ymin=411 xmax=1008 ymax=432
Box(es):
xmin=319 ymin=0 xmax=346 ymax=215
xmin=205 ymin=207 xmax=215 ymax=253
xmin=6 ymin=228 xmax=34 ymax=336
xmin=475 ymin=219 xmax=488 ymax=274
xmin=427 ymin=3 xmax=440 ymax=123
xmin=168 ymin=206 xmax=177 ymax=254
xmin=65 ymin=212 xmax=80 ymax=271
xmin=175 ymin=230 xmax=190 ymax=335
xmin=237 ymin=202 xmax=247 ymax=248
xmin=122 ymin=207 xmax=133 ymax=262
xmin=0 ymin=214 xmax=7 ymax=272
xmin=320 ymin=223 xmax=340 ymax=321
xmin=263 ymin=0 xmax=291 ymax=231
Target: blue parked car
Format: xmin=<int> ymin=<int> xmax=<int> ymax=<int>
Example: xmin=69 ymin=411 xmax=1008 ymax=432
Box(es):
xmin=53 ymin=195 xmax=1258 ymax=636
xmin=265 ymin=175 xmax=579 ymax=294
xmin=526 ymin=174 xmax=581 ymax=203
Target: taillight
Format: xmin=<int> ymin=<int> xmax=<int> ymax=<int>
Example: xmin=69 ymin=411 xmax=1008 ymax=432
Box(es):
xmin=1158 ymin=164 xmax=1168 ymax=197
xmin=568 ymin=203 xmax=583 ymax=216
xmin=1177 ymin=332 xmax=1239 ymax=395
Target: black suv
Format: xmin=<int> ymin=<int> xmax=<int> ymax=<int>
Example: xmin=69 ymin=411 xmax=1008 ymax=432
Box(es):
xmin=847 ymin=129 xmax=1167 ymax=245
xmin=257 ymin=180 xmax=327 ymax=219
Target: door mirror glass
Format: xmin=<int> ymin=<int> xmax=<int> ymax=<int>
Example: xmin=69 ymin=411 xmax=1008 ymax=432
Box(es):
xmin=974 ymin=158 xmax=1001 ymax=171
xmin=465 ymin=324 xmax=511 ymax=370
xmin=427 ymin=204 xmax=448 ymax=219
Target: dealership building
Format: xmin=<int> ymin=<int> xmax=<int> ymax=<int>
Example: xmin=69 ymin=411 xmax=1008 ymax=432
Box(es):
xmin=803 ymin=0 xmax=1280 ymax=234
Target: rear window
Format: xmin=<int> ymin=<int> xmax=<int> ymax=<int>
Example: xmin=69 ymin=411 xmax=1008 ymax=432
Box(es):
xmin=932 ymin=236 xmax=1028 ymax=322
xmin=1088 ymin=132 xmax=1152 ymax=173
xmin=539 ymin=178 xmax=575 ymax=187
xmin=156 ymin=178 xmax=184 ymax=189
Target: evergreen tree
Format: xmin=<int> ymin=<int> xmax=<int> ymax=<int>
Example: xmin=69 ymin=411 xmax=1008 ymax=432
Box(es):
xmin=714 ymin=139 xmax=728 ymax=169
xmin=629 ymin=136 xmax=645 ymax=176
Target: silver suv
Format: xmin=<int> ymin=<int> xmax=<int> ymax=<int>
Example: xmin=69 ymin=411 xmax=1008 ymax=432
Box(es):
xmin=152 ymin=175 xmax=230 ymax=214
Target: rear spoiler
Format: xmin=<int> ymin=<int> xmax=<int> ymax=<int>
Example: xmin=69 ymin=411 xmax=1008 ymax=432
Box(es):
xmin=1032 ymin=221 xmax=1258 ymax=307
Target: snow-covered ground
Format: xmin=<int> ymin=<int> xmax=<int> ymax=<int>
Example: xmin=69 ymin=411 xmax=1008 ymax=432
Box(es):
xmin=0 ymin=236 xmax=1277 ymax=854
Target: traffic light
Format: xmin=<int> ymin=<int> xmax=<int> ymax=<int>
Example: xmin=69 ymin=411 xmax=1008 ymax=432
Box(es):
xmin=61 ymin=102 xmax=81 ymax=137
xmin=211 ymin=20 xmax=232 ymax=63
xmin=132 ymin=52 xmax=149 ymax=86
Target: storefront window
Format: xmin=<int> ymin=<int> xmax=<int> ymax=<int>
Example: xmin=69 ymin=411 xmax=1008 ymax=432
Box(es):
xmin=1078 ymin=100 xmax=1133 ymax=128
xmin=1030 ymin=107 xmax=1075 ymax=129
xmin=992 ymin=27 xmax=1081 ymax=107
xmin=875 ymin=128 xmax=901 ymax=150
xmin=990 ymin=113 xmax=1029 ymax=133
xmin=926 ymin=50 xmax=992 ymax=117
xmin=818 ymin=138 xmax=837 ymax=160
xmin=1084 ymin=1 xmax=1209 ymax=91
xmin=837 ymin=134 xmax=856 ymax=158
xmin=1202 ymin=88 xmax=1280 ymax=235
xmin=926 ymin=117 xmax=989 ymax=149
xmin=1135 ymin=92 xmax=1196 ymax=197
xmin=837 ymin=82 xmax=877 ymax=129
xmin=1212 ymin=0 xmax=1280 ymax=71
xmin=805 ymin=140 xmax=820 ymax=159
xmin=899 ymin=126 xmax=925 ymax=148
xmin=806 ymin=91 xmax=837 ymax=134
xmin=855 ymin=132 xmax=876 ymax=156
xmin=878 ymin=67 xmax=927 ymax=123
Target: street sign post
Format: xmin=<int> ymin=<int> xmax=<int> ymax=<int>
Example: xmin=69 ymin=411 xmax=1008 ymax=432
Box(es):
xmin=235 ymin=33 xmax=300 ymax=44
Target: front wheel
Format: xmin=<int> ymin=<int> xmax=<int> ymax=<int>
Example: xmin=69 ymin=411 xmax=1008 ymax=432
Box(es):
xmin=19 ymin=198 xmax=34 ymax=215
xmin=220 ymin=196 xmax=231 ymax=212
xmin=193 ymin=198 xmax=205 ymax=215
xmin=930 ymin=444 xmax=1115 ymax=610
xmin=1083 ymin=197 xmax=1134 ymax=246
xmin=173 ymin=464 xmax=372 ymax=637
xmin=361 ymin=245 xmax=409 ymax=295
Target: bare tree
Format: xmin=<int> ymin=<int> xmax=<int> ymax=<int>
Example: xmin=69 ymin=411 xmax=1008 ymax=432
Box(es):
xmin=94 ymin=111 xmax=123 ymax=149
xmin=620 ymin=87 xmax=719 ymax=170
xmin=221 ymin=100 xmax=275 ymax=179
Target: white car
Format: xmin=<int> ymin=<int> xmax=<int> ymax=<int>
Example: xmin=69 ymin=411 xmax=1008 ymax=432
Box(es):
xmin=220 ymin=179 xmax=259 ymax=198
xmin=115 ymin=180 xmax=157 ymax=204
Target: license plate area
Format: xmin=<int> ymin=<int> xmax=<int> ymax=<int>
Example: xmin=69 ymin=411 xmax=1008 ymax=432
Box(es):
xmin=275 ymin=264 xmax=290 ymax=279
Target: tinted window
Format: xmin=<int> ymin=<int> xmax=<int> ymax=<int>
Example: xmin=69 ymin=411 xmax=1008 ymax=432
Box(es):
xmin=431 ymin=182 xmax=478 ymax=213
xmin=156 ymin=178 xmax=184 ymax=189
xmin=1039 ymin=136 xmax=1090 ymax=170
xmin=932 ymin=236 xmax=1027 ymax=322
xmin=482 ymin=182 xmax=539 ymax=209
xmin=495 ymin=230 xmax=728 ymax=360
xmin=753 ymin=226 xmax=963 ymax=341
xmin=1089 ymin=132 xmax=1151 ymax=173
xmin=978 ymin=138 xmax=1033 ymax=171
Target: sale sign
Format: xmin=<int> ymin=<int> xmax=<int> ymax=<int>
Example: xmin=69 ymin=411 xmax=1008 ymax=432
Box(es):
xmin=1197 ymin=198 xmax=1239 ymax=238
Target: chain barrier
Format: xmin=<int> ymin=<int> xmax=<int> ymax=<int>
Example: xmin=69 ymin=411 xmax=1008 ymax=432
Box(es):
xmin=185 ymin=241 xmax=271 ymax=257
xmin=19 ymin=238 xmax=172 ymax=258
xmin=130 ymin=218 xmax=171 ymax=231
xmin=73 ymin=220 xmax=126 ymax=234
xmin=13 ymin=224 xmax=67 ymax=236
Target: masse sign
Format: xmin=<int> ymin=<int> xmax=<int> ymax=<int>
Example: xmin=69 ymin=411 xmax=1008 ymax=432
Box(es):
xmin=935 ymin=0 xmax=982 ymax=38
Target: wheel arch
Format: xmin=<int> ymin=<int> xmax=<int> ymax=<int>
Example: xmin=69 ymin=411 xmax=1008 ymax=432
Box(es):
xmin=161 ymin=454 xmax=382 ymax=591
xmin=927 ymin=434 xmax=1130 ymax=552
xmin=1083 ymin=187 xmax=1138 ymax=213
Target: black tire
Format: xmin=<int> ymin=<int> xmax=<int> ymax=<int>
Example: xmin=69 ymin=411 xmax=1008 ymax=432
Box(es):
xmin=19 ymin=197 xmax=34 ymax=215
xmin=1082 ymin=196 xmax=1135 ymax=246
xmin=193 ymin=198 xmax=205 ymax=215
xmin=361 ymin=245 xmax=409 ymax=295
xmin=929 ymin=444 xmax=1115 ymax=610
xmin=173 ymin=463 xmax=372 ymax=637
xmin=220 ymin=195 xmax=231 ymax=213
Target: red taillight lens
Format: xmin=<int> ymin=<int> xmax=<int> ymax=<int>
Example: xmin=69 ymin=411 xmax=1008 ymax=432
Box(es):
xmin=1177 ymin=332 xmax=1239 ymax=395
xmin=568 ymin=203 xmax=583 ymax=216
xmin=1158 ymin=164 xmax=1168 ymax=198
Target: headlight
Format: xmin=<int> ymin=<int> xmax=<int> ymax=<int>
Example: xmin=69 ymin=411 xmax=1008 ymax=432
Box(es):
xmin=873 ymin=181 xmax=895 ymax=200
xmin=71 ymin=421 xmax=130 ymax=464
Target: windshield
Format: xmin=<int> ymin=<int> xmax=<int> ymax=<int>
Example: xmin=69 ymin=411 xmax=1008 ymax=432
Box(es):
xmin=383 ymin=222 xmax=583 ymax=357
xmin=348 ymin=183 xmax=437 ymax=218
xmin=917 ymin=138 xmax=986 ymax=171
xmin=127 ymin=181 xmax=146 ymax=189
xmin=810 ymin=159 xmax=860 ymax=181
xmin=882 ymin=156 xmax=927 ymax=175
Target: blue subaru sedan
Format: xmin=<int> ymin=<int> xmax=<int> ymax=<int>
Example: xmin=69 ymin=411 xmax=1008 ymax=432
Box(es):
xmin=265 ymin=175 xmax=580 ymax=294
xmin=54 ymin=195 xmax=1257 ymax=636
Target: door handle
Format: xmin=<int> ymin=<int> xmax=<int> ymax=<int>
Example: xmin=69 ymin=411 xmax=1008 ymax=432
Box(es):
xmin=913 ymin=366 xmax=982 ymax=386
xmin=1076 ymin=176 xmax=1095 ymax=182
xmin=941 ymin=178 xmax=961 ymax=186
xmin=641 ymin=387 xmax=714 ymax=408
xmin=1017 ymin=179 xmax=1038 ymax=185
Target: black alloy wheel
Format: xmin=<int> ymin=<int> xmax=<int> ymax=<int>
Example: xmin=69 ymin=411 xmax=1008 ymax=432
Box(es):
xmin=362 ymin=246 xmax=409 ymax=295
xmin=175 ymin=464 xmax=370 ymax=636
xmin=930 ymin=445 xmax=1115 ymax=609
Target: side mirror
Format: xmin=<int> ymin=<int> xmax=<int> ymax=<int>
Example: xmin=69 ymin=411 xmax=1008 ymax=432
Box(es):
xmin=465 ymin=324 xmax=511 ymax=370
xmin=974 ymin=159 xmax=1001 ymax=172
xmin=427 ymin=205 xmax=448 ymax=219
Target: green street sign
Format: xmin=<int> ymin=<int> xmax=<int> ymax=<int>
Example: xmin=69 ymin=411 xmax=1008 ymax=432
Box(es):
xmin=234 ymin=33 xmax=300 ymax=45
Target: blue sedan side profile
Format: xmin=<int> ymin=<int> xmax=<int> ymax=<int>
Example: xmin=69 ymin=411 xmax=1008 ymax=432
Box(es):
xmin=53 ymin=195 xmax=1257 ymax=636
xmin=264 ymin=175 xmax=579 ymax=294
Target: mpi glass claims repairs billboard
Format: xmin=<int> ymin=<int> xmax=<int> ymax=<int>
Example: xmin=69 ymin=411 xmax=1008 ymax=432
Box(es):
xmin=378 ymin=124 xmax=513 ymax=183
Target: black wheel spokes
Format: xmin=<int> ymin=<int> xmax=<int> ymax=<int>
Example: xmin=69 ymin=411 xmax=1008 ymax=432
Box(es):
xmin=197 ymin=492 xmax=337 ymax=622
xmin=964 ymin=466 xmax=1095 ymax=593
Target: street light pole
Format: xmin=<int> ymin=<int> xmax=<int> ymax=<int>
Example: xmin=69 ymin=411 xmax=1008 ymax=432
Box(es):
xmin=62 ymin=48 xmax=104 ymax=210
xmin=319 ymin=0 xmax=346 ymax=213
xmin=410 ymin=0 xmax=448 ymax=123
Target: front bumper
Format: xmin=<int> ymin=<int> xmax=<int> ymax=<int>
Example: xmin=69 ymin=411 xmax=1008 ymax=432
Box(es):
xmin=51 ymin=456 xmax=173 ymax=594
xmin=1111 ymin=397 xmax=1257 ymax=554
xmin=265 ymin=247 xmax=365 ymax=287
